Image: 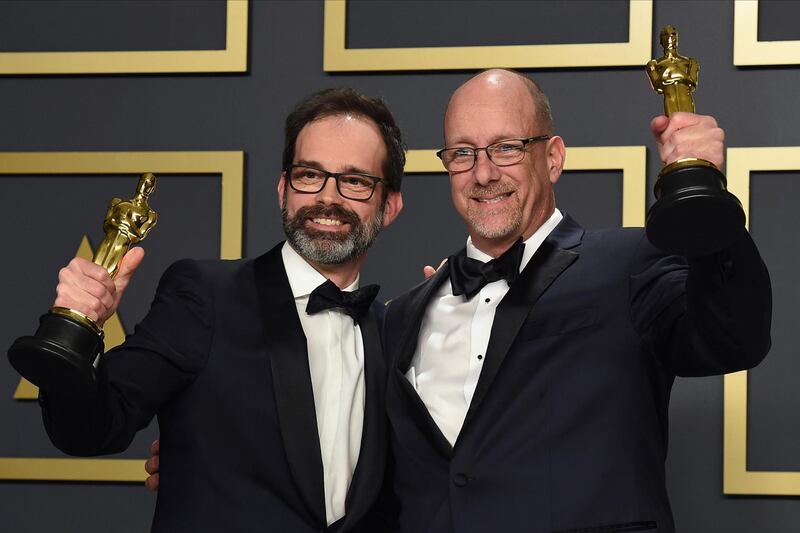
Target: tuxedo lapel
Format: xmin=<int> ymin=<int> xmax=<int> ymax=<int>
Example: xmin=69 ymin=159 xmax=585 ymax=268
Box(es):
xmin=254 ymin=244 xmax=326 ymax=526
xmin=341 ymin=306 xmax=387 ymax=529
xmin=461 ymin=217 xmax=583 ymax=432
xmin=393 ymin=264 xmax=455 ymax=457
xmin=396 ymin=265 xmax=452 ymax=372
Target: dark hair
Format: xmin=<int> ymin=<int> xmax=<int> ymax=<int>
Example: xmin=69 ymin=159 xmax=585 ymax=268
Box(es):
xmin=282 ymin=87 xmax=405 ymax=193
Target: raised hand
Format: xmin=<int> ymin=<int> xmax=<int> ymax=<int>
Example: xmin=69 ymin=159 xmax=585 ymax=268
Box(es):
xmin=53 ymin=247 xmax=145 ymax=326
xmin=650 ymin=112 xmax=724 ymax=169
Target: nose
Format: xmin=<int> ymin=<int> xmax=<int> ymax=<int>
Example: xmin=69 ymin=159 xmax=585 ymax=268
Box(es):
xmin=472 ymin=149 xmax=500 ymax=186
xmin=317 ymin=175 xmax=342 ymax=204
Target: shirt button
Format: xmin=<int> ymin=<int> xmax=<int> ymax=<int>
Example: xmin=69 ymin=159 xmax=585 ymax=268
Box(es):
xmin=484 ymin=298 xmax=490 ymax=303
xmin=452 ymin=473 xmax=469 ymax=487
xmin=477 ymin=354 xmax=483 ymax=360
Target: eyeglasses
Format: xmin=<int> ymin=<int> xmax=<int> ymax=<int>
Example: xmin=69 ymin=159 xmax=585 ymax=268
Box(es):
xmin=435 ymin=135 xmax=551 ymax=172
xmin=285 ymin=164 xmax=383 ymax=201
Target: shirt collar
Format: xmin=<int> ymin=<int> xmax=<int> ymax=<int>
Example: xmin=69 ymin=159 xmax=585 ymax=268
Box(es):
xmin=281 ymin=242 xmax=359 ymax=299
xmin=466 ymin=208 xmax=563 ymax=271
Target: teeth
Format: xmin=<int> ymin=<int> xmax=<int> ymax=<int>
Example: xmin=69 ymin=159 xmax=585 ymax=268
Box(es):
xmin=476 ymin=193 xmax=511 ymax=204
xmin=312 ymin=218 xmax=343 ymax=226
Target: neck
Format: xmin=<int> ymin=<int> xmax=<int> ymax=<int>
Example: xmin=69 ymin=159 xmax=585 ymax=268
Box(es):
xmin=471 ymin=234 xmax=521 ymax=259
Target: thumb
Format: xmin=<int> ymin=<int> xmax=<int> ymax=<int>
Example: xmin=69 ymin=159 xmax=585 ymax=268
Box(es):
xmin=650 ymin=115 xmax=669 ymax=139
xmin=113 ymin=247 xmax=145 ymax=295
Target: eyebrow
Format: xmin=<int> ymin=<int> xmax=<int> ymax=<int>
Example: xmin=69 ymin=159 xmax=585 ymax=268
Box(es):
xmin=295 ymin=159 xmax=376 ymax=176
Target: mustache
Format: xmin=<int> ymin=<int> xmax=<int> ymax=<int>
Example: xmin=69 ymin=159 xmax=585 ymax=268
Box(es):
xmin=295 ymin=204 xmax=360 ymax=226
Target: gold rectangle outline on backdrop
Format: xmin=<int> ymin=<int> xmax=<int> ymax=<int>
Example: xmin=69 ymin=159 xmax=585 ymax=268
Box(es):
xmin=0 ymin=0 xmax=248 ymax=74
xmin=724 ymin=146 xmax=800 ymax=495
xmin=323 ymin=0 xmax=652 ymax=71
xmin=0 ymin=150 xmax=244 ymax=482
xmin=734 ymin=0 xmax=800 ymax=66
xmin=405 ymin=146 xmax=646 ymax=227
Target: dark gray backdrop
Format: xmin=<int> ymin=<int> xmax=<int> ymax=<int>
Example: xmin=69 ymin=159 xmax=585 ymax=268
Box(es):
xmin=1 ymin=1 xmax=799 ymax=531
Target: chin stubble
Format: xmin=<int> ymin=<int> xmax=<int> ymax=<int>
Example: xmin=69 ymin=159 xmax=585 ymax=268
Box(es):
xmin=465 ymin=184 xmax=522 ymax=240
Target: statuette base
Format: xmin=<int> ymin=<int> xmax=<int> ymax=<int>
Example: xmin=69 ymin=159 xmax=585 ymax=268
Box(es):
xmin=8 ymin=312 xmax=103 ymax=400
xmin=647 ymin=160 xmax=745 ymax=256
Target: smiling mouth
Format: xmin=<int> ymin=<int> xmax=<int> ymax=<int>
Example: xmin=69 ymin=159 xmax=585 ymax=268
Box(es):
xmin=473 ymin=192 xmax=513 ymax=204
xmin=311 ymin=217 xmax=345 ymax=226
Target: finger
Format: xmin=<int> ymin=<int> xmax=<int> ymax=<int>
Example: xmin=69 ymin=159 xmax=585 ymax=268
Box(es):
xmin=73 ymin=256 xmax=114 ymax=281
xmin=54 ymin=277 xmax=115 ymax=324
xmin=654 ymin=114 xmax=724 ymax=165
xmin=64 ymin=257 xmax=116 ymax=293
xmin=114 ymin=247 xmax=146 ymax=294
xmin=423 ymin=266 xmax=436 ymax=279
xmin=659 ymin=125 xmax=725 ymax=167
xmin=150 ymin=439 xmax=160 ymax=456
xmin=56 ymin=258 xmax=116 ymax=306
xmin=62 ymin=271 xmax=116 ymax=309
xmin=658 ymin=113 xmax=716 ymax=145
xmin=144 ymin=473 xmax=159 ymax=492
xmin=111 ymin=247 xmax=146 ymax=309
xmin=144 ymin=454 xmax=159 ymax=475
xmin=650 ymin=115 xmax=669 ymax=138
xmin=52 ymin=294 xmax=111 ymax=325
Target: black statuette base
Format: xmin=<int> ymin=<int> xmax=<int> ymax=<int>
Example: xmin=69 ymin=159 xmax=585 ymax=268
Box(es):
xmin=646 ymin=163 xmax=745 ymax=257
xmin=7 ymin=312 xmax=103 ymax=400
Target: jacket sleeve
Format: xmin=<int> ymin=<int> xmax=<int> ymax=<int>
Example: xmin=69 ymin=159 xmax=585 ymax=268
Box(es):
xmin=629 ymin=229 xmax=772 ymax=377
xmin=41 ymin=259 xmax=214 ymax=456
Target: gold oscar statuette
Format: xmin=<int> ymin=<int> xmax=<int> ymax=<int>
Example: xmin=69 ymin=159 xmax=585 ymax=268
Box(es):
xmin=644 ymin=26 xmax=744 ymax=256
xmin=8 ymin=174 xmax=159 ymax=399
xmin=646 ymin=25 xmax=699 ymax=116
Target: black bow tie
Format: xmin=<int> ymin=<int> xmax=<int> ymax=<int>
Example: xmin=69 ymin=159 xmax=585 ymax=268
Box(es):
xmin=306 ymin=279 xmax=380 ymax=323
xmin=449 ymin=238 xmax=525 ymax=299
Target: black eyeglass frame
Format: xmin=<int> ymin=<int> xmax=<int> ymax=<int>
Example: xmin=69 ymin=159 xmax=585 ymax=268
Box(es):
xmin=284 ymin=164 xmax=384 ymax=201
xmin=435 ymin=135 xmax=551 ymax=172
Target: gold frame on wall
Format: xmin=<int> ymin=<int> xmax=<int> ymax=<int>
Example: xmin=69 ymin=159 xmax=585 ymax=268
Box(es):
xmin=734 ymin=0 xmax=800 ymax=66
xmin=323 ymin=0 xmax=653 ymax=72
xmin=724 ymin=147 xmax=800 ymax=495
xmin=0 ymin=0 xmax=248 ymax=74
xmin=405 ymin=146 xmax=647 ymax=227
xmin=0 ymin=150 xmax=244 ymax=482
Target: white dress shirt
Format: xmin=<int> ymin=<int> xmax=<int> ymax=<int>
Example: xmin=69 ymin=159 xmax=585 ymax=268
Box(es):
xmin=408 ymin=209 xmax=563 ymax=446
xmin=281 ymin=243 xmax=365 ymax=526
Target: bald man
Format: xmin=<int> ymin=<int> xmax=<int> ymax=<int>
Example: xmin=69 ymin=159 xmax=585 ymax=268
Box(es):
xmin=381 ymin=69 xmax=771 ymax=533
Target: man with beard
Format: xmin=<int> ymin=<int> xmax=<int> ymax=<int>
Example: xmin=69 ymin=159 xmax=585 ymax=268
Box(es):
xmin=37 ymin=87 xmax=404 ymax=533
xmin=381 ymin=69 xmax=771 ymax=532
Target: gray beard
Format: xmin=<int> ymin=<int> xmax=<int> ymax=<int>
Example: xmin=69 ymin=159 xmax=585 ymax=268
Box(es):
xmin=281 ymin=198 xmax=384 ymax=265
xmin=465 ymin=184 xmax=522 ymax=240
xmin=467 ymin=204 xmax=522 ymax=240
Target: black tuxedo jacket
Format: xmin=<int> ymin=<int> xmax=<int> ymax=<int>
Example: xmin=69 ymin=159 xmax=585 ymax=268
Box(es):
xmin=42 ymin=243 xmax=388 ymax=533
xmin=382 ymin=215 xmax=771 ymax=533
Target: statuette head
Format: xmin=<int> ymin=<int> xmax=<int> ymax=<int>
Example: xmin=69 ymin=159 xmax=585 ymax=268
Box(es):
xmin=660 ymin=25 xmax=678 ymax=52
xmin=137 ymin=173 xmax=156 ymax=197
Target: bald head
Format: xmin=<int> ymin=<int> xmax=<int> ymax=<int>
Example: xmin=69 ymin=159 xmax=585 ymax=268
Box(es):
xmin=441 ymin=68 xmax=566 ymax=256
xmin=445 ymin=69 xmax=553 ymax=138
